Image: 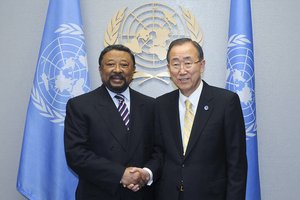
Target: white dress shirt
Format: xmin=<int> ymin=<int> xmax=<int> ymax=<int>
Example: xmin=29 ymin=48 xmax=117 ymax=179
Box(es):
xmin=106 ymin=87 xmax=131 ymax=111
xmin=106 ymin=87 xmax=153 ymax=185
xmin=178 ymin=80 xmax=203 ymax=149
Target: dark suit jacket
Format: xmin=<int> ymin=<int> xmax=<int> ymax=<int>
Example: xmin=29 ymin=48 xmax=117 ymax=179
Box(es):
xmin=155 ymin=81 xmax=247 ymax=200
xmin=64 ymin=85 xmax=157 ymax=200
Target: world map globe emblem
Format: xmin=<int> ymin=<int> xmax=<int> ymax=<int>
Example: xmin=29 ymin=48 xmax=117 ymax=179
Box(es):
xmin=118 ymin=3 xmax=191 ymax=69
xmin=104 ymin=3 xmax=203 ymax=84
xmin=226 ymin=41 xmax=257 ymax=138
xmin=34 ymin=34 xmax=89 ymax=119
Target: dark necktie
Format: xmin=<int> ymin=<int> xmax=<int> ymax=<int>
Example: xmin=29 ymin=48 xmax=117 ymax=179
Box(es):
xmin=115 ymin=94 xmax=130 ymax=130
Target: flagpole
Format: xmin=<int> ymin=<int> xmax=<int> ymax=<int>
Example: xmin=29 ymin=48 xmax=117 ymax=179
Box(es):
xmin=16 ymin=0 xmax=90 ymax=199
xmin=226 ymin=0 xmax=261 ymax=199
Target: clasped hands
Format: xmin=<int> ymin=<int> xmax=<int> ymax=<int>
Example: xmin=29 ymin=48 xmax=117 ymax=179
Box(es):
xmin=120 ymin=167 xmax=150 ymax=192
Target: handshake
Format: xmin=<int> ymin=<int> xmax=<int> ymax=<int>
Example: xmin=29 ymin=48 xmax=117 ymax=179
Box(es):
xmin=120 ymin=167 xmax=150 ymax=192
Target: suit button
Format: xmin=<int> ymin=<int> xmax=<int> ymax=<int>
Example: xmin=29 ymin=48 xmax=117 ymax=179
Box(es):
xmin=179 ymin=185 xmax=184 ymax=192
xmin=182 ymin=164 xmax=185 ymax=167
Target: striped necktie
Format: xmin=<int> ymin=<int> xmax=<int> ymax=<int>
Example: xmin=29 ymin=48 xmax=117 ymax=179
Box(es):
xmin=183 ymin=99 xmax=195 ymax=155
xmin=115 ymin=94 xmax=130 ymax=130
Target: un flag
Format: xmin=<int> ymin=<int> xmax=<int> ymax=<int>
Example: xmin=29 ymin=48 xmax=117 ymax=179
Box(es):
xmin=16 ymin=0 xmax=90 ymax=199
xmin=226 ymin=0 xmax=261 ymax=200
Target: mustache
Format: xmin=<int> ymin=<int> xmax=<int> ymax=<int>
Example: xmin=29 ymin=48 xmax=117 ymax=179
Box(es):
xmin=109 ymin=73 xmax=125 ymax=80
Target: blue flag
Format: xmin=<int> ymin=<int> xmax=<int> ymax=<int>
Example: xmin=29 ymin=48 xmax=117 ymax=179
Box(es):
xmin=226 ymin=0 xmax=261 ymax=199
xmin=17 ymin=0 xmax=90 ymax=199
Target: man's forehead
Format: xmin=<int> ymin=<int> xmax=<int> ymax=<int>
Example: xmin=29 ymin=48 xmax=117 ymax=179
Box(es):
xmin=170 ymin=56 xmax=193 ymax=60
xmin=105 ymin=57 xmax=130 ymax=62
xmin=103 ymin=51 xmax=132 ymax=60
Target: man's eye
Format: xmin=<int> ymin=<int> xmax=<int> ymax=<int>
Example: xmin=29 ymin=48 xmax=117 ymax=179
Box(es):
xmin=107 ymin=63 xmax=115 ymax=67
xmin=120 ymin=63 xmax=129 ymax=68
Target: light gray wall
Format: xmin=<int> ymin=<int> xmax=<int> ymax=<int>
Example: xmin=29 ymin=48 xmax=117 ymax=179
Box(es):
xmin=0 ymin=0 xmax=299 ymax=199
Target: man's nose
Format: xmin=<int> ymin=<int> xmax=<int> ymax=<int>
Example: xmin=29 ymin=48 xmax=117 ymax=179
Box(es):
xmin=113 ymin=64 xmax=122 ymax=72
xmin=178 ymin=64 xmax=187 ymax=74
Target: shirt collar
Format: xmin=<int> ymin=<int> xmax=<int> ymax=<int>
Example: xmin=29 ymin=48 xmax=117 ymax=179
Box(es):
xmin=179 ymin=80 xmax=203 ymax=109
xmin=106 ymin=87 xmax=130 ymax=101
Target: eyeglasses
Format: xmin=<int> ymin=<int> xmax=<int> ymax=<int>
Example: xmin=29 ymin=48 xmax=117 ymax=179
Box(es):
xmin=169 ymin=59 xmax=201 ymax=70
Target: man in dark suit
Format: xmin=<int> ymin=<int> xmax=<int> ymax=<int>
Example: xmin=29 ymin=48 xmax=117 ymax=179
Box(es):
xmin=155 ymin=38 xmax=247 ymax=200
xmin=64 ymin=45 xmax=160 ymax=200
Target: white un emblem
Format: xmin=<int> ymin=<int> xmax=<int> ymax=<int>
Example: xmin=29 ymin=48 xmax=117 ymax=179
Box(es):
xmin=104 ymin=3 xmax=203 ymax=85
xmin=226 ymin=34 xmax=257 ymax=140
xmin=31 ymin=23 xmax=90 ymax=125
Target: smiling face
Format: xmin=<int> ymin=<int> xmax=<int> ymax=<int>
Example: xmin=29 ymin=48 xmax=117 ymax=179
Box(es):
xmin=168 ymin=41 xmax=205 ymax=97
xmin=100 ymin=50 xmax=135 ymax=93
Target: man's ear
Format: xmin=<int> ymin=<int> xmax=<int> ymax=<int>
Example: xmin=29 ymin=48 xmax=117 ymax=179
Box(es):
xmin=200 ymin=60 xmax=205 ymax=73
xmin=167 ymin=63 xmax=170 ymax=70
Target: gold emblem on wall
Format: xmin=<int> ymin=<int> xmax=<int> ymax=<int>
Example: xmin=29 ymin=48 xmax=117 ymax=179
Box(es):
xmin=104 ymin=3 xmax=203 ymax=85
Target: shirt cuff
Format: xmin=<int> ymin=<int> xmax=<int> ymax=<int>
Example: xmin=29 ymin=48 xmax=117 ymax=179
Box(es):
xmin=143 ymin=167 xmax=153 ymax=185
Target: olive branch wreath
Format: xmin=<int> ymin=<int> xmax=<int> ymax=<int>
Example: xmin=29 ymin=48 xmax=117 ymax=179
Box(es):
xmin=227 ymin=34 xmax=255 ymax=139
xmin=227 ymin=34 xmax=251 ymax=49
xmin=31 ymin=23 xmax=85 ymax=125
xmin=104 ymin=6 xmax=203 ymax=85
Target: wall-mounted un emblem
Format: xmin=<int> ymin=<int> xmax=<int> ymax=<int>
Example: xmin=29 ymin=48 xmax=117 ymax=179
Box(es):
xmin=104 ymin=3 xmax=203 ymax=84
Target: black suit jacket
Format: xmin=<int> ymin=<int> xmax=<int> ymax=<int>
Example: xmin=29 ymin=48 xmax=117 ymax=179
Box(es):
xmin=64 ymin=85 xmax=157 ymax=200
xmin=155 ymin=81 xmax=247 ymax=200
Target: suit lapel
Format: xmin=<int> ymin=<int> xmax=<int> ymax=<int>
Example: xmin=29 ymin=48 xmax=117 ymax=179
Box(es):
xmin=126 ymin=89 xmax=144 ymax=161
xmin=184 ymin=82 xmax=214 ymax=158
xmin=94 ymin=86 xmax=128 ymax=151
xmin=166 ymin=91 xmax=184 ymax=156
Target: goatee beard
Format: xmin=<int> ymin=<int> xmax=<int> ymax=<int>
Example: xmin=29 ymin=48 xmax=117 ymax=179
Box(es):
xmin=105 ymin=82 xmax=128 ymax=93
xmin=104 ymin=73 xmax=129 ymax=93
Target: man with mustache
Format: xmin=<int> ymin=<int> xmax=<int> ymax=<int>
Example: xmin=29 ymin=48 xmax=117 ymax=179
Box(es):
xmin=64 ymin=45 xmax=161 ymax=200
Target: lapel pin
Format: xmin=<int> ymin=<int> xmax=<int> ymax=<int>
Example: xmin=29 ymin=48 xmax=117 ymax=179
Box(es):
xmin=204 ymin=105 xmax=209 ymax=111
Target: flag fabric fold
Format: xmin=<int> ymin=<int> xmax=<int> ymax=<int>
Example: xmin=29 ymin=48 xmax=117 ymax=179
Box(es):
xmin=226 ymin=0 xmax=261 ymax=199
xmin=17 ymin=0 xmax=90 ymax=199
